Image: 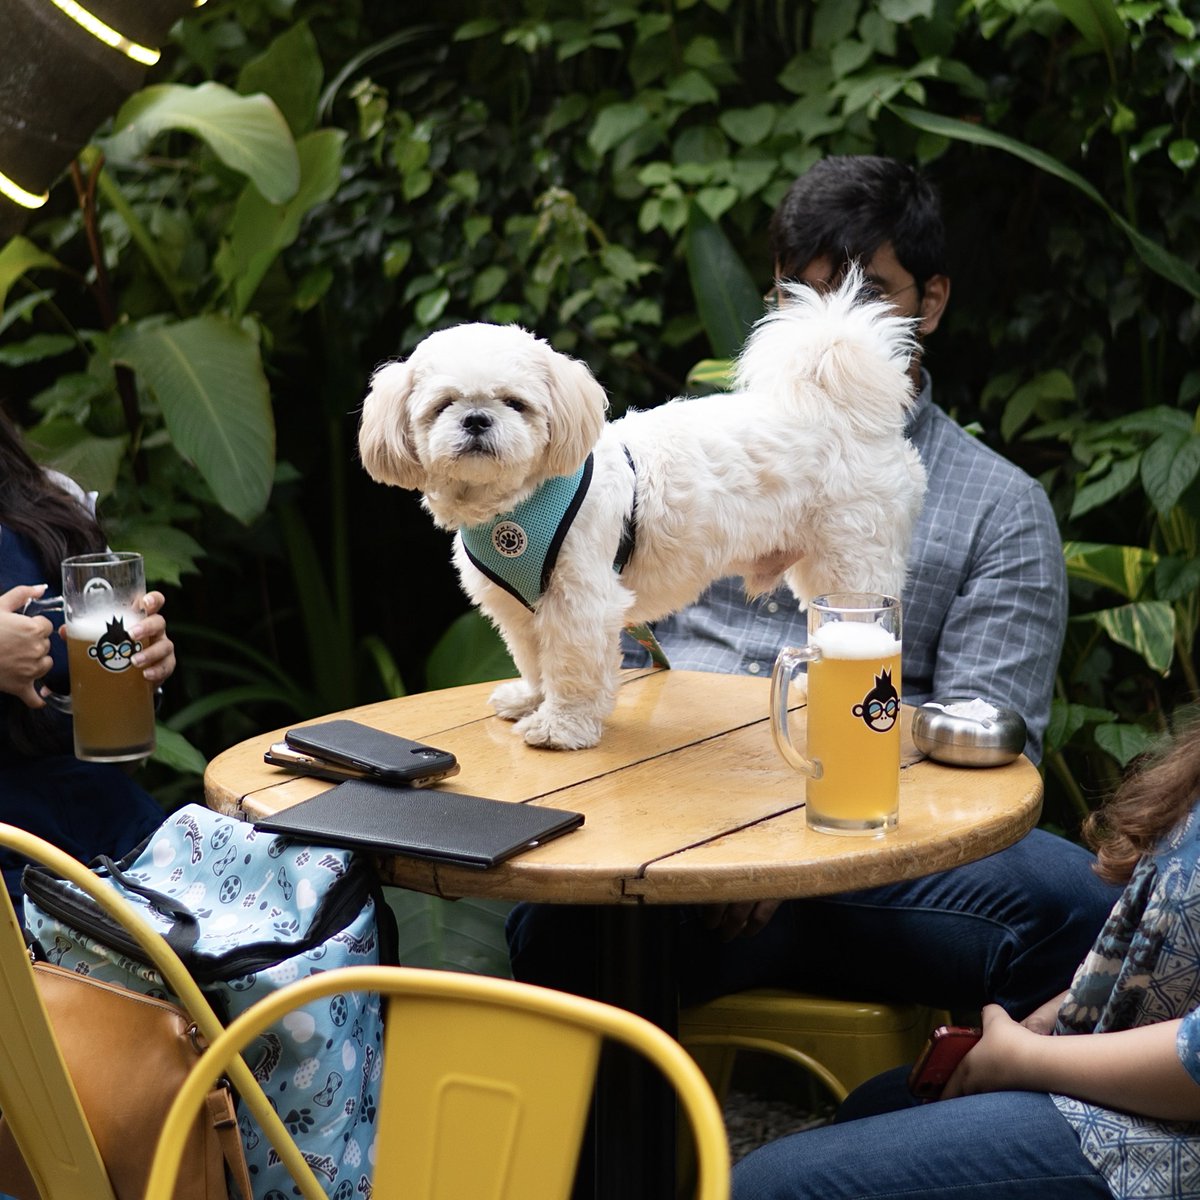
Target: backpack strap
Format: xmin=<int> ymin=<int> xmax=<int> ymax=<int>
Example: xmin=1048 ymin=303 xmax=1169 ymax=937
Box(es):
xmin=95 ymin=854 xmax=201 ymax=957
xmin=206 ymin=1084 xmax=254 ymax=1200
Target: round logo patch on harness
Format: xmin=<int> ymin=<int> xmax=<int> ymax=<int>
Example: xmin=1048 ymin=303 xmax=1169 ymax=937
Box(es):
xmin=492 ymin=521 xmax=528 ymax=558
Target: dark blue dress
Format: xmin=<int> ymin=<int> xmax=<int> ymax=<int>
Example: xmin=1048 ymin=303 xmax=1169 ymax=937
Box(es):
xmin=0 ymin=521 xmax=162 ymax=908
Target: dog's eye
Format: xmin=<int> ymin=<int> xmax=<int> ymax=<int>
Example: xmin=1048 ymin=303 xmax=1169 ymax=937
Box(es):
xmin=502 ymin=396 xmax=527 ymax=413
xmin=434 ymin=399 xmax=455 ymax=417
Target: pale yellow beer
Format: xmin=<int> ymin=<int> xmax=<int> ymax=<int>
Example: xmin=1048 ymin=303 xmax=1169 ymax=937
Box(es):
xmin=64 ymin=610 xmax=156 ymax=761
xmin=770 ymin=593 xmax=903 ymax=835
xmin=805 ymin=622 xmax=901 ymax=832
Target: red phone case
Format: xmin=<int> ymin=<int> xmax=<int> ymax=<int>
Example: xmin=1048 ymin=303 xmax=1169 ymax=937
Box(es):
xmin=907 ymin=1025 xmax=982 ymax=1100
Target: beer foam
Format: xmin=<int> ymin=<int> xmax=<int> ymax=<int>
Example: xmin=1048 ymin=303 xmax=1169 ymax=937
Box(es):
xmin=811 ymin=620 xmax=900 ymax=659
xmin=66 ymin=609 xmax=142 ymax=641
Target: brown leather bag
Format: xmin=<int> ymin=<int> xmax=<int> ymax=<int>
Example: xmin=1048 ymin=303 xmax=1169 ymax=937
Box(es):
xmin=0 ymin=961 xmax=253 ymax=1200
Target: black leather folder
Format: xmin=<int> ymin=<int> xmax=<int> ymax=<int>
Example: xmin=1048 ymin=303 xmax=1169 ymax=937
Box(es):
xmin=252 ymin=778 xmax=584 ymax=869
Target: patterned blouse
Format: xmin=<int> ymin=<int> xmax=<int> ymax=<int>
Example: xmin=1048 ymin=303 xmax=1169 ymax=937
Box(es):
xmin=1051 ymin=800 xmax=1200 ymax=1199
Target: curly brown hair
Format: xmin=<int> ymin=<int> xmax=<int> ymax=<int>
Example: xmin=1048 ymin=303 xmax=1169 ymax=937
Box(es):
xmin=1085 ymin=715 xmax=1200 ymax=884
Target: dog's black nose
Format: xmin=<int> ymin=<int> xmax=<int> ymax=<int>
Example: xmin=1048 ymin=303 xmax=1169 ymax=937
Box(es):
xmin=462 ymin=411 xmax=493 ymax=435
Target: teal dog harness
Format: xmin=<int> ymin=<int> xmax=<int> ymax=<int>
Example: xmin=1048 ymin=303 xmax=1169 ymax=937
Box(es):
xmin=460 ymin=454 xmax=594 ymax=611
xmin=459 ymin=450 xmax=668 ymax=667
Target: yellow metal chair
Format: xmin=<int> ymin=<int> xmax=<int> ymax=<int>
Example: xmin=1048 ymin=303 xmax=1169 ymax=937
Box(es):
xmin=681 ymin=989 xmax=948 ymax=1104
xmin=147 ymin=964 xmax=732 ymax=1200
xmin=0 ymin=821 xmax=310 ymax=1200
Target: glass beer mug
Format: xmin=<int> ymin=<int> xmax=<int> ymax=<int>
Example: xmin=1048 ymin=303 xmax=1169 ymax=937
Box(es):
xmin=770 ymin=593 xmax=901 ymax=836
xmin=30 ymin=551 xmax=157 ymax=763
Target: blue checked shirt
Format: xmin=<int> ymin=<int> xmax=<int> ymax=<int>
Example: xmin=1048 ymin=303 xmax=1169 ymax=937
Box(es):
xmin=622 ymin=371 xmax=1067 ymax=764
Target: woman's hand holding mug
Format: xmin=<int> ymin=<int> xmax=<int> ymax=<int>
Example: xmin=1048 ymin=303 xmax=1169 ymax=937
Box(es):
xmin=27 ymin=553 xmax=160 ymax=762
xmin=0 ymin=583 xmax=55 ymax=708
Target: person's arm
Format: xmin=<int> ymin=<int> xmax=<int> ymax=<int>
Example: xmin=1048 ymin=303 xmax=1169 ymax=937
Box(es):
xmin=0 ymin=584 xmax=55 ymax=707
xmin=930 ymin=481 xmax=1066 ymax=764
xmin=944 ymin=1002 xmax=1200 ymax=1122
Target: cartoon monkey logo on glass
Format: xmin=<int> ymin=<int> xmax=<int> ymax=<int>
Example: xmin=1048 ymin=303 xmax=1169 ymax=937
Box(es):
xmin=853 ymin=667 xmax=899 ymax=733
xmin=88 ymin=616 xmax=141 ymax=673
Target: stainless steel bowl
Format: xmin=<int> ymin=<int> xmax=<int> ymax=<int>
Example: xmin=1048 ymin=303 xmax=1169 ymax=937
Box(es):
xmin=911 ymin=698 xmax=1028 ymax=767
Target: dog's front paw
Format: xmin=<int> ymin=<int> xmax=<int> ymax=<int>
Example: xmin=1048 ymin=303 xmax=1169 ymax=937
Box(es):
xmin=515 ymin=706 xmax=603 ymax=750
xmin=490 ymin=680 xmax=543 ymax=721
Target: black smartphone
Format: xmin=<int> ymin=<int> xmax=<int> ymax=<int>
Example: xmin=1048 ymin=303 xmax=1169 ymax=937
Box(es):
xmin=906 ymin=1025 xmax=982 ymax=1100
xmin=280 ymin=720 xmax=460 ymax=786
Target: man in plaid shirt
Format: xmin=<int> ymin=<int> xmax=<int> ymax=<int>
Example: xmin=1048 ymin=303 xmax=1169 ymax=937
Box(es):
xmin=508 ymin=155 xmax=1120 ymax=1024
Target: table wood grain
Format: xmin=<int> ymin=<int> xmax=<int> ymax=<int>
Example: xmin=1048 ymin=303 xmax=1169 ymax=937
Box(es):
xmin=205 ymin=669 xmax=1042 ymax=905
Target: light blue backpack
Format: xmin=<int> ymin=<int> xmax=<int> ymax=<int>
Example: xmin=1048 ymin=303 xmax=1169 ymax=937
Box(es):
xmin=22 ymin=802 xmax=398 ymax=1199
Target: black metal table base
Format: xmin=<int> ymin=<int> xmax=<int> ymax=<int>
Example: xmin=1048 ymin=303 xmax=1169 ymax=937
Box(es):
xmin=594 ymin=905 xmax=679 ymax=1200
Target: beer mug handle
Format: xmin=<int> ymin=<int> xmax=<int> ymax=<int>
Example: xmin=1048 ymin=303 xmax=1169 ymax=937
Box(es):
xmin=770 ymin=644 xmax=824 ymax=780
xmin=21 ymin=594 xmax=72 ymax=714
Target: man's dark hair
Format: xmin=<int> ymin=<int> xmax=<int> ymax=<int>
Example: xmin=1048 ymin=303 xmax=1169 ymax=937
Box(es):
xmin=768 ymin=155 xmax=947 ymax=287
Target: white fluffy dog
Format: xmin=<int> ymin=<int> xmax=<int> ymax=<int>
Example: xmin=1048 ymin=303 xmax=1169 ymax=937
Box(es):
xmin=359 ymin=271 xmax=926 ymax=749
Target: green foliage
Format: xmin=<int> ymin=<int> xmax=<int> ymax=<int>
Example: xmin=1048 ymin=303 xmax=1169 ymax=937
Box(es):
xmin=383 ymin=888 xmax=513 ymax=977
xmin=1 ymin=0 xmax=1198 ymax=836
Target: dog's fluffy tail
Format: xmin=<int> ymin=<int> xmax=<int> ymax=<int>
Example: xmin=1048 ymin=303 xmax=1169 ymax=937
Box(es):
xmin=732 ymin=265 xmax=918 ymax=438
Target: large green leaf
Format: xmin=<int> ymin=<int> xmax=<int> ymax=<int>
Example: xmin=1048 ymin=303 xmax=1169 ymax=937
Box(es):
xmin=1050 ymin=0 xmax=1128 ymax=55
xmin=217 ymin=129 xmax=347 ymax=318
xmin=384 ymin=889 xmax=512 ymax=976
xmin=104 ymin=83 xmax=300 ymax=204
xmin=1141 ymin=430 xmax=1200 ymax=514
xmin=150 ymin=725 xmax=207 ymax=776
xmin=1062 ymin=540 xmax=1158 ymax=600
xmin=237 ymin=21 xmax=323 ymax=137
xmin=686 ymin=357 xmax=736 ymax=393
xmin=1076 ymin=600 xmax=1177 ymax=674
xmin=425 ymin=610 xmax=515 ymax=689
xmin=1094 ymin=720 xmax=1158 ymax=767
xmin=0 ymin=236 xmax=61 ymax=313
xmin=276 ymin=502 xmax=356 ymax=712
xmin=684 ymin=204 xmax=762 ymax=359
xmin=890 ymin=106 xmax=1200 ymax=300
xmin=113 ymin=317 xmax=274 ymax=523
xmin=1045 ymin=699 xmax=1116 ymax=753
xmin=103 ymin=520 xmax=205 ymax=588
xmin=22 ymin=420 xmax=127 ymax=499
xmin=1070 ymin=455 xmax=1140 ymax=518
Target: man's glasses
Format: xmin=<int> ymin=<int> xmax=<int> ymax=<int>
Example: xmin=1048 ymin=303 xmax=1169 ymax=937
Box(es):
xmin=764 ymin=279 xmax=919 ymax=309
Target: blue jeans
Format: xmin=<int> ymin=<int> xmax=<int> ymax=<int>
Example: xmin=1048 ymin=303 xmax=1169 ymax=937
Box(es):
xmin=732 ymin=1067 xmax=1110 ymax=1199
xmin=506 ymin=829 xmax=1124 ymax=1019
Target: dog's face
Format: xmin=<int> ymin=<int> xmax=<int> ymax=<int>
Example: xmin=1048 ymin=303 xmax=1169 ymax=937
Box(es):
xmin=358 ymin=324 xmax=607 ymax=520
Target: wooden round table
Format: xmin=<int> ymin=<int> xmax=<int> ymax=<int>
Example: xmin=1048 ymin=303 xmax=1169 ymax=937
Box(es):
xmin=206 ymin=668 xmax=1042 ymax=905
xmin=206 ymin=669 xmax=1042 ymax=1200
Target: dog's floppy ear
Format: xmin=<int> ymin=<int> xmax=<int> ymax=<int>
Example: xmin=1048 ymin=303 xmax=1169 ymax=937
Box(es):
xmin=358 ymin=359 xmax=426 ymax=490
xmin=539 ymin=342 xmax=608 ymax=477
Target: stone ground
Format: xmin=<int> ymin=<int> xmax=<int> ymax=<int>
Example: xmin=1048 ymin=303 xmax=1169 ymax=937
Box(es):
xmin=723 ymin=1088 xmax=833 ymax=1163
xmin=715 ymin=1047 xmax=842 ymax=1163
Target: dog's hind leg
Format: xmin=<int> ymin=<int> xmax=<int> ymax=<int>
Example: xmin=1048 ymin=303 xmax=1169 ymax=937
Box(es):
xmin=783 ymin=506 xmax=911 ymax=606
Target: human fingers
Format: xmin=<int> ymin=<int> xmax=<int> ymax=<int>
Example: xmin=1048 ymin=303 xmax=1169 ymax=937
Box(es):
xmin=130 ymin=610 xmax=166 ymax=644
xmin=133 ymin=632 xmax=176 ymax=684
xmin=739 ymin=899 xmax=783 ymax=937
xmin=942 ymin=1005 xmax=1012 ymax=1099
xmin=0 ymin=582 xmax=48 ymax=613
xmin=16 ymin=678 xmax=48 ymax=709
xmin=700 ymin=902 xmax=777 ymax=940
